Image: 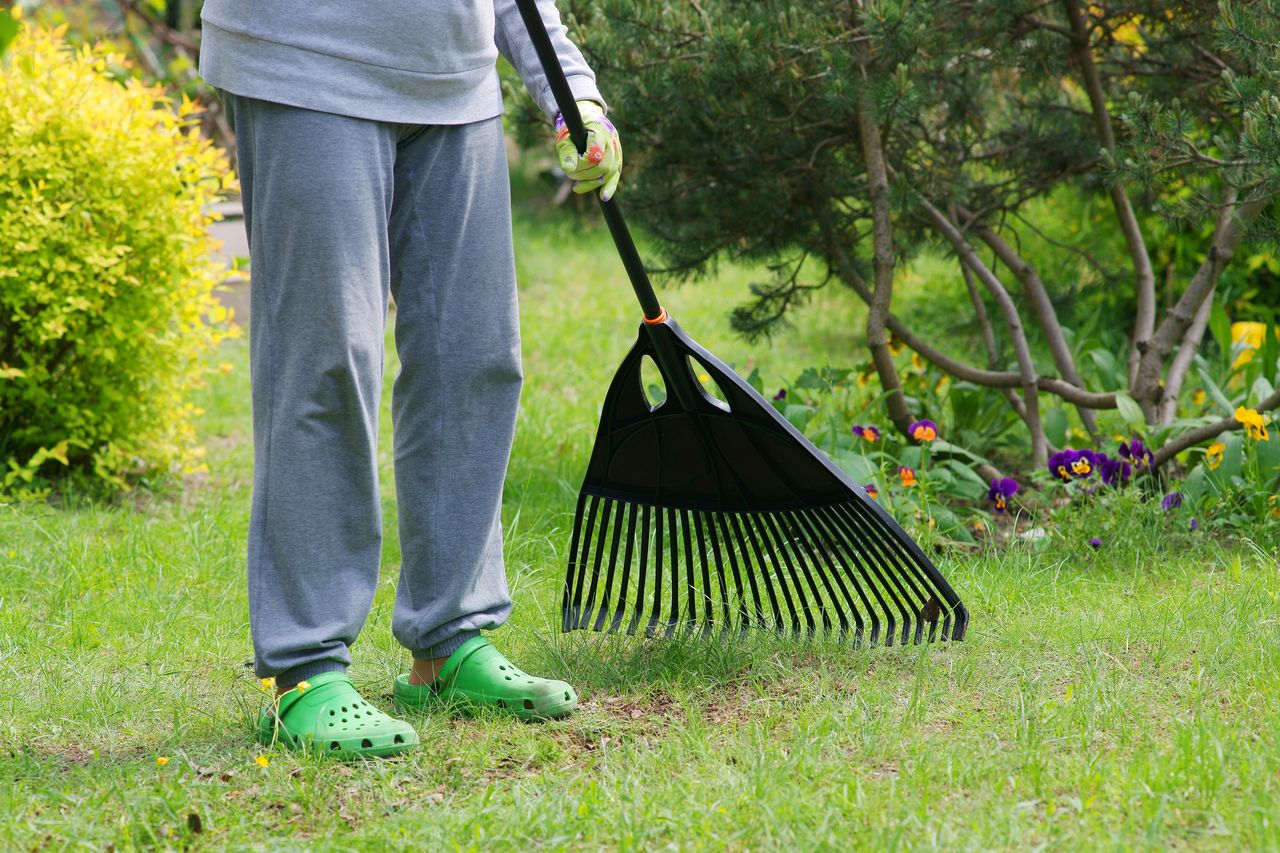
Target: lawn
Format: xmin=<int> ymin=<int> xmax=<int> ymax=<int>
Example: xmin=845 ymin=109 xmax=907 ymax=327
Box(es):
xmin=2 ymin=178 xmax=1279 ymax=851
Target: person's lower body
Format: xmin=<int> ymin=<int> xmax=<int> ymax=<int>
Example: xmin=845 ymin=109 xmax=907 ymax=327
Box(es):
xmin=223 ymin=93 xmax=574 ymax=758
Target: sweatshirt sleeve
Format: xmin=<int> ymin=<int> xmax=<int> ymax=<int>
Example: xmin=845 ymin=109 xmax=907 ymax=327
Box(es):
xmin=493 ymin=0 xmax=606 ymax=119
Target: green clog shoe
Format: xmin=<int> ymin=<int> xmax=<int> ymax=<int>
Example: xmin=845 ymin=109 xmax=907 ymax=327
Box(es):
xmin=393 ymin=636 xmax=578 ymax=721
xmin=258 ymin=671 xmax=419 ymax=760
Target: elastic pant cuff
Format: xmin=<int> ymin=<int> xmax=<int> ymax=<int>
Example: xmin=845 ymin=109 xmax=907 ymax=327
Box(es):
xmin=270 ymin=660 xmax=348 ymax=690
xmin=412 ymin=629 xmax=481 ymax=661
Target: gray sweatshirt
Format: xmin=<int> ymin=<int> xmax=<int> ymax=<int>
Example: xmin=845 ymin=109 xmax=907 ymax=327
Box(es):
xmin=199 ymin=0 xmax=603 ymax=124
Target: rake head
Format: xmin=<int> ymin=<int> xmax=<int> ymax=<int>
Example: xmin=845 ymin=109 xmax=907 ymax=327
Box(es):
xmin=563 ymin=316 xmax=968 ymax=646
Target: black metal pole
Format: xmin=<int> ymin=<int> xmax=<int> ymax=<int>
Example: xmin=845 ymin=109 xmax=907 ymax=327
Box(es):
xmin=511 ymin=0 xmax=664 ymax=322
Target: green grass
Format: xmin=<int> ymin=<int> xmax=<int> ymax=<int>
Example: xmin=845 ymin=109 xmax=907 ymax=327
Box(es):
xmin=2 ymin=187 xmax=1280 ymax=851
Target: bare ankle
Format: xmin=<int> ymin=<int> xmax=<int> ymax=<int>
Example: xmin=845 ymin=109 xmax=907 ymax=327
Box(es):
xmin=408 ymin=656 xmax=449 ymax=686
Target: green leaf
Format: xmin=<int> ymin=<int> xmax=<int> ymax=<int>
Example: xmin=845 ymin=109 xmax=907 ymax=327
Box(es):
xmin=833 ymin=451 xmax=877 ymax=486
xmin=930 ymin=438 xmax=988 ymax=467
xmin=0 ymin=10 xmax=18 ymax=59
xmin=1208 ymin=302 xmax=1232 ymax=367
xmin=1043 ymin=408 xmax=1068 ymax=449
xmin=783 ymin=403 xmax=814 ymax=432
xmin=1249 ymin=375 xmax=1275 ymax=409
xmin=1197 ymin=365 xmax=1237 ymax=416
xmin=1114 ymin=393 xmax=1147 ymax=433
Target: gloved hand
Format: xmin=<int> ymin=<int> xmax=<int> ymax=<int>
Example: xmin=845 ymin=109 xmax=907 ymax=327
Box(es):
xmin=554 ymin=99 xmax=622 ymax=202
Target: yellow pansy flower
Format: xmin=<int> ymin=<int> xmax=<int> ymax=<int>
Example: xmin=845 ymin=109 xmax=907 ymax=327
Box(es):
xmin=1234 ymin=406 xmax=1270 ymax=441
xmin=1205 ymin=442 xmax=1225 ymax=470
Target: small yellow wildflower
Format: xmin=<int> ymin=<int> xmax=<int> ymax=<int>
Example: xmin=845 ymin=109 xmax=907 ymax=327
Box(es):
xmin=255 ymin=754 xmax=270 ymax=768
xmin=295 ymin=680 xmax=311 ymax=694
xmin=1205 ymin=442 xmax=1225 ymax=470
xmin=6 ymin=550 xmax=14 ymax=559
xmin=1191 ymin=389 xmax=1206 ymax=406
xmin=910 ymin=352 xmax=925 ymax=372
xmin=155 ymin=756 xmax=169 ymax=767
xmin=1234 ymin=406 xmax=1270 ymax=442
xmin=259 ymin=677 xmax=275 ymax=691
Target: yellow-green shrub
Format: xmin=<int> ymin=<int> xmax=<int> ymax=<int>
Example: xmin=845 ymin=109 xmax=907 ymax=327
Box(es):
xmin=0 ymin=24 xmax=235 ymax=495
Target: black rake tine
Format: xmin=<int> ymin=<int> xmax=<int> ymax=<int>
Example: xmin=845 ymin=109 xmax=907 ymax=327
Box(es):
xmin=646 ymin=506 xmax=665 ymax=637
xmin=571 ymin=495 xmax=602 ymax=630
xmin=715 ymin=512 xmax=752 ymax=632
xmin=810 ymin=504 xmax=894 ymax=646
xmin=842 ymin=500 xmax=939 ymax=613
xmin=729 ymin=512 xmax=778 ymax=631
xmin=830 ymin=503 xmax=921 ymax=645
xmin=666 ymin=507 xmax=681 ymax=636
xmin=680 ymin=508 xmax=700 ymax=630
xmin=735 ymin=512 xmax=789 ymax=634
xmin=592 ymin=499 xmax=627 ymax=632
xmin=750 ymin=512 xmax=807 ymax=636
xmin=841 ymin=499 xmax=956 ymax=639
xmin=782 ymin=511 xmax=846 ymax=636
xmin=628 ymin=504 xmax=651 ymax=636
xmin=826 ymin=502 xmax=915 ymax=645
xmin=691 ymin=510 xmax=716 ymax=634
xmin=608 ymin=501 xmax=638 ymax=633
xmin=563 ymin=492 xmax=588 ymax=633
xmin=580 ymin=497 xmax=614 ymax=631
xmin=794 ymin=508 xmax=868 ymax=643
xmin=759 ymin=512 xmax=820 ymax=636
xmin=781 ymin=510 xmax=840 ymax=634
xmin=834 ymin=502 xmax=937 ymax=643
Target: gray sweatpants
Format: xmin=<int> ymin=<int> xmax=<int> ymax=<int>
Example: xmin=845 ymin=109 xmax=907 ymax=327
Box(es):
xmin=223 ymin=94 xmax=519 ymax=685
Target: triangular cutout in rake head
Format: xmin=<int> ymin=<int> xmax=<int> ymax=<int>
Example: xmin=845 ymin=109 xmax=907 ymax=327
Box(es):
xmin=512 ymin=0 xmax=967 ymax=646
xmin=563 ymin=316 xmax=969 ymax=646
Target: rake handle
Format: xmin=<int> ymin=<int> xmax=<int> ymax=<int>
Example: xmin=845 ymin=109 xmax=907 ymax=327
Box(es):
xmin=512 ymin=0 xmax=664 ymax=322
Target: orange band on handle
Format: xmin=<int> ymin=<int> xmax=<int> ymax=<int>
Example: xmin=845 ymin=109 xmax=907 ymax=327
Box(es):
xmin=642 ymin=307 xmax=668 ymax=325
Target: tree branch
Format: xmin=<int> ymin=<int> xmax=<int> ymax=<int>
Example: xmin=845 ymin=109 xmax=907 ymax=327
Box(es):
xmin=1133 ymin=192 xmax=1268 ymax=416
xmin=1158 ymin=283 xmax=1215 ymax=426
xmin=952 ymin=218 xmax=1029 ymax=421
xmin=1060 ymin=0 xmax=1158 ymax=387
xmin=852 ymin=31 xmax=912 ymax=437
xmin=964 ymin=209 xmax=1099 ymax=436
xmin=917 ymin=197 xmax=1049 ymax=464
xmin=1154 ymin=387 xmax=1280 ymax=467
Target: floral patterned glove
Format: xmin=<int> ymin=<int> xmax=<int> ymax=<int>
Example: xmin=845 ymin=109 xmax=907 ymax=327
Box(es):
xmin=554 ymin=100 xmax=622 ymax=202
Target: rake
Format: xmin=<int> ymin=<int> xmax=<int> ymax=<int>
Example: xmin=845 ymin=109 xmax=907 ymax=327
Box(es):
xmin=514 ymin=0 xmax=968 ymax=646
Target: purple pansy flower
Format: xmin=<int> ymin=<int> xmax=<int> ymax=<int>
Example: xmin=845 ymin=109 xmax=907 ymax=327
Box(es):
xmin=1099 ymin=454 xmax=1131 ymax=487
xmin=987 ymin=477 xmax=1020 ymax=513
xmin=1162 ymin=491 xmax=1183 ymax=511
xmin=908 ymin=419 xmax=939 ymax=442
xmin=1049 ymin=448 xmax=1099 ymax=481
xmin=1118 ymin=438 xmax=1154 ymax=468
xmin=1070 ymin=449 xmax=1100 ymax=479
xmin=1088 ymin=537 xmax=1103 ymax=550
xmin=1189 ymin=517 xmax=1199 ymax=531
xmin=850 ymin=424 xmax=881 ymax=442
xmin=772 ymin=388 xmax=787 ymax=401
xmin=1048 ymin=449 xmax=1078 ymax=482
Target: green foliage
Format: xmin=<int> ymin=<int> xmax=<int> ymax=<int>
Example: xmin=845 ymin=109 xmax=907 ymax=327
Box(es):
xmin=0 ymin=24 xmax=234 ymax=494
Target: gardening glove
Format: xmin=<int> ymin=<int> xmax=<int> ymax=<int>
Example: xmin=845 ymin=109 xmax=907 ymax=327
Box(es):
xmin=554 ymin=99 xmax=623 ymax=202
